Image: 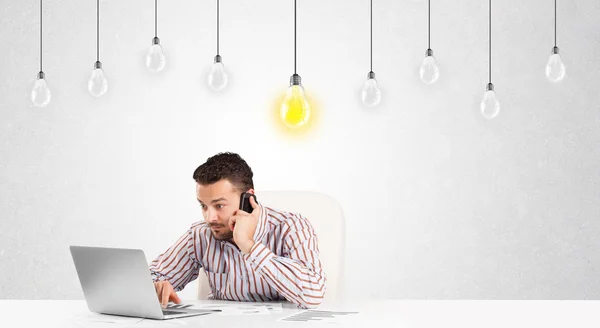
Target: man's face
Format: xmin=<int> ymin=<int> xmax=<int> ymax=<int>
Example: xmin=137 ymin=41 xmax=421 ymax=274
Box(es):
xmin=196 ymin=179 xmax=248 ymax=241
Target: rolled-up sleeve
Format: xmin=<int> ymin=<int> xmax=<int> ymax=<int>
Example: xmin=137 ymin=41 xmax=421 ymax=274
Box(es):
xmin=244 ymin=215 xmax=326 ymax=309
xmin=149 ymin=224 xmax=203 ymax=292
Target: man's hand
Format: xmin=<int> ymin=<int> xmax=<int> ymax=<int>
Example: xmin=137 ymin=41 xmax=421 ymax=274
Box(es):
xmin=153 ymin=280 xmax=182 ymax=308
xmin=229 ymin=195 xmax=260 ymax=253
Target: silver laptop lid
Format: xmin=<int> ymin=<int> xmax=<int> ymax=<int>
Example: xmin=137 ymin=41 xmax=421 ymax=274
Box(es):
xmin=69 ymin=246 xmax=164 ymax=319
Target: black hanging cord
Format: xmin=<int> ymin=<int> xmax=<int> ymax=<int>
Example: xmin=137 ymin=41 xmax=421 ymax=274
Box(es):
xmin=96 ymin=0 xmax=99 ymax=62
xmin=428 ymin=0 xmax=431 ymax=49
xmin=554 ymin=0 xmax=557 ymax=47
xmin=294 ymin=0 xmax=297 ymax=74
xmin=217 ymin=0 xmax=220 ymax=55
xmin=370 ymin=0 xmax=373 ymax=72
xmin=40 ymin=0 xmax=43 ymax=71
xmin=488 ymin=0 xmax=491 ymax=84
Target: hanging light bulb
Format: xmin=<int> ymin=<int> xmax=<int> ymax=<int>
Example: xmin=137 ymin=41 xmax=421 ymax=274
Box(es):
xmin=280 ymin=74 xmax=311 ymax=128
xmin=480 ymin=0 xmax=499 ymax=119
xmin=361 ymin=0 xmax=382 ymax=107
xmin=545 ymin=47 xmax=565 ymax=82
xmin=89 ymin=0 xmax=108 ymax=97
xmin=146 ymin=0 xmax=165 ymax=72
xmin=546 ymin=1 xmax=565 ymax=82
xmin=88 ymin=61 xmax=108 ymax=97
xmin=31 ymin=0 xmax=51 ymax=107
xmin=146 ymin=37 xmax=165 ymax=72
xmin=420 ymin=49 xmax=439 ymax=84
xmin=481 ymin=83 xmax=500 ymax=119
xmin=420 ymin=0 xmax=439 ymax=84
xmin=279 ymin=0 xmax=311 ymax=129
xmin=32 ymin=72 xmax=51 ymax=107
xmin=207 ymin=0 xmax=228 ymax=91
xmin=361 ymin=71 xmax=381 ymax=107
xmin=208 ymin=55 xmax=228 ymax=91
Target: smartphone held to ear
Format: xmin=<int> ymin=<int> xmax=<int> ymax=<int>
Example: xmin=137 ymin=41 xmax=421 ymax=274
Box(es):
xmin=239 ymin=192 xmax=257 ymax=213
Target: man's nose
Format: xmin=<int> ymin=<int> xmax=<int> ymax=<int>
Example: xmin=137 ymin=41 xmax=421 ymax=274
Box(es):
xmin=207 ymin=207 xmax=218 ymax=222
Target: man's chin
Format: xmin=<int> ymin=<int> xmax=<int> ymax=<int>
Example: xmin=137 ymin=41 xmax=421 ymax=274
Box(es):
xmin=212 ymin=231 xmax=233 ymax=240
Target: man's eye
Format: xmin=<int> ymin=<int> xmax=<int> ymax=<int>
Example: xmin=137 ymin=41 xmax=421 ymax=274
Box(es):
xmin=200 ymin=204 xmax=207 ymax=210
xmin=216 ymin=204 xmax=224 ymax=209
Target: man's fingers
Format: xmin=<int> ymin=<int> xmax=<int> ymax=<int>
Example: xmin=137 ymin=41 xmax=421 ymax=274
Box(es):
xmin=156 ymin=282 xmax=164 ymax=302
xmin=161 ymin=283 xmax=171 ymax=308
xmin=154 ymin=282 xmax=163 ymax=300
xmin=228 ymin=216 xmax=237 ymax=231
xmin=249 ymin=195 xmax=258 ymax=209
xmin=170 ymin=291 xmax=182 ymax=304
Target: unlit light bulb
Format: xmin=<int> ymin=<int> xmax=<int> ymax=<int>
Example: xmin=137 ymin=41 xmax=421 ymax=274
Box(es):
xmin=146 ymin=37 xmax=166 ymax=72
xmin=280 ymin=74 xmax=311 ymax=128
xmin=480 ymin=83 xmax=500 ymax=120
xmin=545 ymin=46 xmax=565 ymax=83
xmin=419 ymin=49 xmax=439 ymax=84
xmin=88 ymin=61 xmax=108 ymax=97
xmin=31 ymin=71 xmax=51 ymax=107
xmin=361 ymin=71 xmax=381 ymax=107
xmin=208 ymin=55 xmax=228 ymax=91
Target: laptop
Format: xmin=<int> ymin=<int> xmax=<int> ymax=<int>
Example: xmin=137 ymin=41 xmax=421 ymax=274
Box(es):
xmin=70 ymin=245 xmax=217 ymax=320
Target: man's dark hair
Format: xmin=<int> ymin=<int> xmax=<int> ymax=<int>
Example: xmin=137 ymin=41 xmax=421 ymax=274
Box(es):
xmin=192 ymin=152 xmax=254 ymax=193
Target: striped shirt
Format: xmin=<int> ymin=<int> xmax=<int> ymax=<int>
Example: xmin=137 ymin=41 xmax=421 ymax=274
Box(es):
xmin=149 ymin=204 xmax=327 ymax=309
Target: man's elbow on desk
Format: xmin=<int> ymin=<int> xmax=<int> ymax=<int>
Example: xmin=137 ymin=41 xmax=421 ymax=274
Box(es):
xmin=294 ymin=286 xmax=327 ymax=309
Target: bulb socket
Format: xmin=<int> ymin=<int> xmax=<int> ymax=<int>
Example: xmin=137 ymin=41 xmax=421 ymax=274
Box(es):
xmin=214 ymin=55 xmax=222 ymax=63
xmin=426 ymin=48 xmax=433 ymax=57
xmin=153 ymin=37 xmax=160 ymax=45
xmin=290 ymin=74 xmax=302 ymax=86
xmin=486 ymin=82 xmax=494 ymax=92
xmin=367 ymin=71 xmax=376 ymax=79
xmin=94 ymin=61 xmax=102 ymax=69
xmin=37 ymin=71 xmax=45 ymax=80
xmin=552 ymin=46 xmax=560 ymax=55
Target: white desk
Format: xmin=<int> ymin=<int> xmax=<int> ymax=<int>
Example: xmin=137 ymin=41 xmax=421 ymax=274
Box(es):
xmin=1 ymin=299 xmax=599 ymax=327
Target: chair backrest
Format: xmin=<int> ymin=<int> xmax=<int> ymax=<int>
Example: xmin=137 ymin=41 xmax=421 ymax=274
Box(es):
xmin=197 ymin=190 xmax=345 ymax=303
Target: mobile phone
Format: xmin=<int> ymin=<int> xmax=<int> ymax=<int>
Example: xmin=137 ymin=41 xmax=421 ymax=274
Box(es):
xmin=239 ymin=192 xmax=257 ymax=213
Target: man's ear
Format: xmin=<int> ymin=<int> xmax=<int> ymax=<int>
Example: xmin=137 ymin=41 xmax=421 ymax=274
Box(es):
xmin=246 ymin=188 xmax=255 ymax=195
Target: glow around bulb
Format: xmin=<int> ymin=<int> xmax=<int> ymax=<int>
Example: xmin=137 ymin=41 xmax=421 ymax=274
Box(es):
xmin=31 ymin=72 xmax=51 ymax=107
xmin=361 ymin=72 xmax=381 ymax=107
xmin=480 ymin=84 xmax=500 ymax=120
xmin=545 ymin=47 xmax=565 ymax=83
xmin=420 ymin=50 xmax=439 ymax=84
xmin=146 ymin=38 xmax=166 ymax=72
xmin=280 ymin=80 xmax=311 ymax=129
xmin=208 ymin=55 xmax=228 ymax=91
xmin=88 ymin=62 xmax=108 ymax=97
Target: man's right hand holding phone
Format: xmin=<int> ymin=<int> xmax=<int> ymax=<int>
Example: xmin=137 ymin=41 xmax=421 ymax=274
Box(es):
xmin=153 ymin=280 xmax=182 ymax=308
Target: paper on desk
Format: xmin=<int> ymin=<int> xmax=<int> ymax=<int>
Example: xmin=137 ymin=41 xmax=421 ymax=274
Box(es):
xmin=278 ymin=310 xmax=359 ymax=323
xmin=190 ymin=303 xmax=276 ymax=315
xmin=259 ymin=302 xmax=283 ymax=312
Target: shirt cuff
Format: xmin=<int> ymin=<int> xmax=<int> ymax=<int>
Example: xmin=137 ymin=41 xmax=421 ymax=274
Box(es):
xmin=151 ymin=271 xmax=169 ymax=283
xmin=150 ymin=272 xmax=161 ymax=282
xmin=244 ymin=242 xmax=275 ymax=271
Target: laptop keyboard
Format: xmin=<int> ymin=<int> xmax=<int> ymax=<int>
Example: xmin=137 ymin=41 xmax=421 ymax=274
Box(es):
xmin=162 ymin=310 xmax=184 ymax=316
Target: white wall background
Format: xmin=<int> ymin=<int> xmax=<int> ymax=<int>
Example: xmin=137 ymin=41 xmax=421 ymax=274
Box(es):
xmin=1 ymin=0 xmax=599 ymax=300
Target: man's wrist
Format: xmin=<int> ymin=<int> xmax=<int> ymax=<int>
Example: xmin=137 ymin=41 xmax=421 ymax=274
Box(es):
xmin=239 ymin=239 xmax=256 ymax=254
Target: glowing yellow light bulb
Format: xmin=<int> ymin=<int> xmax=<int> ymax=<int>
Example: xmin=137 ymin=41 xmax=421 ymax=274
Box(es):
xmin=280 ymin=74 xmax=311 ymax=129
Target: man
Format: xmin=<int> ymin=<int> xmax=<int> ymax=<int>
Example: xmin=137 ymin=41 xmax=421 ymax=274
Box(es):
xmin=149 ymin=152 xmax=326 ymax=309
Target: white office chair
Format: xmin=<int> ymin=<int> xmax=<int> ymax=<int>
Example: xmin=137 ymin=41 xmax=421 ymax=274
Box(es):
xmin=197 ymin=190 xmax=345 ymax=304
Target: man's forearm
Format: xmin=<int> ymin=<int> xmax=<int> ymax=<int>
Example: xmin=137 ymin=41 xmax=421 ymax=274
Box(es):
xmin=243 ymin=242 xmax=326 ymax=308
